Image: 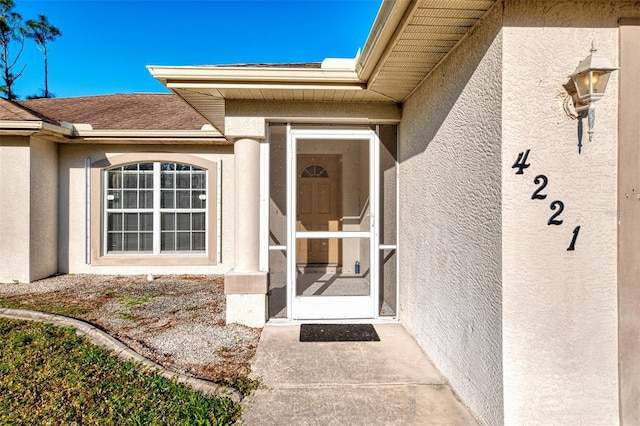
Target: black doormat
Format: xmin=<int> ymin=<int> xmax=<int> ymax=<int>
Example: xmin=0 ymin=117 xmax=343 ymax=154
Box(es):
xmin=299 ymin=324 xmax=380 ymax=342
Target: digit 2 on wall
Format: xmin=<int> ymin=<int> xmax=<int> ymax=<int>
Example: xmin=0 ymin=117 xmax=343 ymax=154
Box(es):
xmin=512 ymin=149 xmax=581 ymax=251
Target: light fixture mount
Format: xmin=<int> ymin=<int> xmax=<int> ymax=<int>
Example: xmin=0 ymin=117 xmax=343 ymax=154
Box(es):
xmin=564 ymin=41 xmax=618 ymax=152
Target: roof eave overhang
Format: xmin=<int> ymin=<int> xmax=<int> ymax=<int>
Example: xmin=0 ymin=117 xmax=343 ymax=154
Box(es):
xmin=0 ymin=120 xmax=73 ymax=141
xmin=148 ymin=66 xmax=366 ymax=95
xmin=72 ymin=129 xmax=225 ymax=138
xmin=148 ymin=0 xmax=499 ymax=128
xmin=148 ymin=66 xmax=369 ymax=134
xmin=148 ymin=65 xmax=362 ymax=86
xmin=66 ymin=129 xmax=229 ymax=144
xmin=356 ymin=0 xmax=413 ymax=81
xmin=145 ymin=2 xmax=409 ymax=98
xmin=356 ymin=0 xmax=500 ymax=102
xmin=0 ymin=120 xmax=228 ymax=144
xmin=0 ymin=120 xmax=73 ymax=135
xmin=65 ymin=136 xmax=229 ymax=145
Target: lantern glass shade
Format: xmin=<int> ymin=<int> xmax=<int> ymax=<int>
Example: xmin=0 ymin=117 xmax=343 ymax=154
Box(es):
xmin=569 ymin=46 xmax=618 ymax=106
xmin=572 ymin=69 xmax=612 ymax=104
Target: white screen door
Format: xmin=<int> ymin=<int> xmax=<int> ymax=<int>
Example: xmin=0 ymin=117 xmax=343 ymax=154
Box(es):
xmin=287 ymin=129 xmax=380 ymax=319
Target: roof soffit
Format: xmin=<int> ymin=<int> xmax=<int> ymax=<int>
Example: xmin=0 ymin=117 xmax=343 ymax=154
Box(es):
xmin=361 ymin=0 xmax=499 ymax=102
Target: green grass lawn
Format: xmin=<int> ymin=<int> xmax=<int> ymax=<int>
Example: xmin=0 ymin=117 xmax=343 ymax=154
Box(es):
xmin=0 ymin=318 xmax=241 ymax=425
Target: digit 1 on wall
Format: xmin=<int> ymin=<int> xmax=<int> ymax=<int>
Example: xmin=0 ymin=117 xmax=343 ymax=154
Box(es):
xmin=567 ymin=226 xmax=581 ymax=251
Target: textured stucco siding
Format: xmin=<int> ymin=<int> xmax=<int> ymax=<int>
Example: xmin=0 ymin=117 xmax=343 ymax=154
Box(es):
xmin=58 ymin=144 xmax=234 ymax=275
xmin=500 ymin=1 xmax=637 ymax=424
xmin=398 ymin=5 xmax=503 ymax=426
xmin=29 ymin=137 xmax=59 ymax=281
xmin=0 ymin=136 xmax=31 ymax=283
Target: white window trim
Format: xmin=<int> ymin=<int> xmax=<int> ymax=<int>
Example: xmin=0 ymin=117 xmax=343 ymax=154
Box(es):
xmin=90 ymin=153 xmax=218 ymax=267
xmin=103 ymin=161 xmax=208 ymax=256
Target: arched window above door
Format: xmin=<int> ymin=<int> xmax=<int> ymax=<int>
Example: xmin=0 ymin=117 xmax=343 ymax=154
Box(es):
xmin=300 ymin=164 xmax=329 ymax=178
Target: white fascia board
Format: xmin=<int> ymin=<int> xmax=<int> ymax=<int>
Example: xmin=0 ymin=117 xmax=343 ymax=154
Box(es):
xmin=167 ymin=82 xmax=366 ymax=91
xmin=73 ymin=137 xmax=229 ymax=145
xmin=72 ymin=129 xmax=225 ymax=138
xmin=0 ymin=120 xmax=73 ymax=136
xmin=148 ymin=65 xmax=362 ymax=85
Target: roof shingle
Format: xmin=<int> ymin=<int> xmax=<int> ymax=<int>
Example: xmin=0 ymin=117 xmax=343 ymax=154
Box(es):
xmin=0 ymin=97 xmax=54 ymax=122
xmin=18 ymin=93 xmax=210 ymax=131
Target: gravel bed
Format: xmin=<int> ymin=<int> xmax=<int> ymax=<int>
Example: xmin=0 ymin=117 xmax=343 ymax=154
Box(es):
xmin=0 ymin=274 xmax=261 ymax=384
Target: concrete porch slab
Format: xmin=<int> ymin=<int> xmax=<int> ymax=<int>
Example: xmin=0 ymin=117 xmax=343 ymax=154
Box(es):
xmin=241 ymin=323 xmax=478 ymax=425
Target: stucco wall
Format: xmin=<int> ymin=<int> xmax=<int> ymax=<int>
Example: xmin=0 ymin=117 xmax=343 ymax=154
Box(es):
xmin=29 ymin=137 xmax=59 ymax=281
xmin=58 ymin=144 xmax=234 ymax=275
xmin=0 ymin=136 xmax=31 ymax=283
xmin=500 ymin=1 xmax=638 ymax=423
xmin=398 ymin=5 xmax=503 ymax=425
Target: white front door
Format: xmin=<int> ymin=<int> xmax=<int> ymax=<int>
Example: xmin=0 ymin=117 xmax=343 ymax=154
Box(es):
xmin=287 ymin=129 xmax=380 ymax=320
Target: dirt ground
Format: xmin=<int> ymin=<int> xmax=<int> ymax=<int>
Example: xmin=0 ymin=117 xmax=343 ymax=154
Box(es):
xmin=0 ymin=274 xmax=261 ymax=386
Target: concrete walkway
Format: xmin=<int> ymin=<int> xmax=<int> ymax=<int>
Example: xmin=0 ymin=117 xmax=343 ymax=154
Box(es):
xmin=241 ymin=323 xmax=478 ymax=425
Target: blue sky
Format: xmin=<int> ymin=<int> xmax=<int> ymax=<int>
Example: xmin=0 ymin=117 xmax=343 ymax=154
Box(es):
xmin=14 ymin=0 xmax=382 ymax=99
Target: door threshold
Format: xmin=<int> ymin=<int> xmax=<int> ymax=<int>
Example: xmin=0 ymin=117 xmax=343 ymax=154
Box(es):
xmin=296 ymin=264 xmax=341 ymax=274
xmin=266 ymin=317 xmax=400 ymax=326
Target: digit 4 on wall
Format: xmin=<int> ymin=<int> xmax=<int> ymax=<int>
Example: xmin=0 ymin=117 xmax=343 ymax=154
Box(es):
xmin=512 ymin=149 xmax=581 ymax=251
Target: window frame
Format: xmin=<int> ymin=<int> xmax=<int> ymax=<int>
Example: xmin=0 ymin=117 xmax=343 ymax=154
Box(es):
xmin=300 ymin=164 xmax=329 ymax=178
xmin=91 ymin=153 xmax=218 ymax=266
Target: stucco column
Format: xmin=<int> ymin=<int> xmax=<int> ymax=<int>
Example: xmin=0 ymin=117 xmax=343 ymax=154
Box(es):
xmin=225 ymin=137 xmax=267 ymax=327
xmin=233 ymin=138 xmax=260 ymax=272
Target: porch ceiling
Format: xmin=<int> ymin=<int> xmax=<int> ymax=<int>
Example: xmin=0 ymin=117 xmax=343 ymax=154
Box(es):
xmin=148 ymin=0 xmax=498 ymax=131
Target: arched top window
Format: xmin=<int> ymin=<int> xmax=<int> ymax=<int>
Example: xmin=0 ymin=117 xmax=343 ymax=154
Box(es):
xmin=300 ymin=164 xmax=329 ymax=178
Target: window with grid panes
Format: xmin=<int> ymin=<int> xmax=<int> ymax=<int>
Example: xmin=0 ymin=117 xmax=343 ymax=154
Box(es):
xmin=105 ymin=162 xmax=207 ymax=254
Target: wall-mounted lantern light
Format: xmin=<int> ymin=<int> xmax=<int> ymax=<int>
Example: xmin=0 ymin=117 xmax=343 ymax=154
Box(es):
xmin=564 ymin=41 xmax=618 ymax=152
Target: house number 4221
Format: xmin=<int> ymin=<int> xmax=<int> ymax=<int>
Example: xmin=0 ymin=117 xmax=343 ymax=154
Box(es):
xmin=512 ymin=149 xmax=580 ymax=251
